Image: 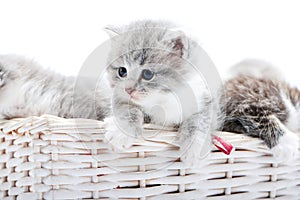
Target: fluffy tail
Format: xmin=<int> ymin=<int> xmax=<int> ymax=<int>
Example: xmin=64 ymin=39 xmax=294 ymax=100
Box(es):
xmin=225 ymin=59 xmax=284 ymax=80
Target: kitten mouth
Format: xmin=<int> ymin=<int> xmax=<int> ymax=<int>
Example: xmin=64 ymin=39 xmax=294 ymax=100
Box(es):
xmin=129 ymin=92 xmax=140 ymax=101
xmin=130 ymin=92 xmax=147 ymax=101
xmin=130 ymin=95 xmax=140 ymax=101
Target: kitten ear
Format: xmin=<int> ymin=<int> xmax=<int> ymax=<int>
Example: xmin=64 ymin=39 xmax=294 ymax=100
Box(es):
xmin=171 ymin=37 xmax=186 ymax=57
xmin=164 ymin=31 xmax=188 ymax=58
xmin=103 ymin=25 xmax=120 ymax=38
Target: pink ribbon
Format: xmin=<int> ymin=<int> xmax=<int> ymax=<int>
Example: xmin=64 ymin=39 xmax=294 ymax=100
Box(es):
xmin=213 ymin=135 xmax=234 ymax=155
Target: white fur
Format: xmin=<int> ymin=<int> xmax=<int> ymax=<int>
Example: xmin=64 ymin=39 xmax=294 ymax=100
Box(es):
xmin=139 ymin=92 xmax=184 ymax=125
xmin=104 ymin=116 xmax=136 ymax=151
xmin=271 ymin=116 xmax=299 ymax=162
xmin=224 ymin=59 xmax=284 ymax=81
xmin=273 ymin=93 xmax=300 ymax=162
xmin=180 ymin=131 xmax=212 ymax=167
xmin=137 ymin=78 xmax=208 ymax=126
xmin=281 ymin=93 xmax=300 ymax=132
xmin=271 ymin=130 xmax=299 ymax=162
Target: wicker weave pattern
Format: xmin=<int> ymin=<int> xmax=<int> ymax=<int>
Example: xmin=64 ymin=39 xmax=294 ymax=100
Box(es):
xmin=0 ymin=115 xmax=299 ymax=200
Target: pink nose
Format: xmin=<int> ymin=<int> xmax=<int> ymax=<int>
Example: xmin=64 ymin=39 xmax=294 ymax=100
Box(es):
xmin=125 ymin=87 xmax=135 ymax=95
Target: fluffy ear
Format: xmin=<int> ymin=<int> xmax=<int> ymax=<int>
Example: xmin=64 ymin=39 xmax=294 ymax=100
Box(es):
xmin=103 ymin=25 xmax=120 ymax=38
xmin=163 ymin=31 xmax=188 ymax=57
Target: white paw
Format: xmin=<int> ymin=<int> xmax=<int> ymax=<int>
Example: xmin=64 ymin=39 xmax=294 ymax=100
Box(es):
xmin=104 ymin=117 xmax=135 ymax=151
xmin=180 ymin=139 xmax=212 ymax=168
xmin=271 ymin=131 xmax=299 ymax=162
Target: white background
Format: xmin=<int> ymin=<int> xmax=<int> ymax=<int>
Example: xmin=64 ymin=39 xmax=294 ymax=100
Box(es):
xmin=0 ymin=0 xmax=300 ymax=87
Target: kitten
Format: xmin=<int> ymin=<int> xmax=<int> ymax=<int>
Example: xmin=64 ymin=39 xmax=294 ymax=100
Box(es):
xmin=222 ymin=59 xmax=299 ymax=161
xmin=0 ymin=55 xmax=109 ymax=120
xmin=103 ymin=20 xmax=221 ymax=166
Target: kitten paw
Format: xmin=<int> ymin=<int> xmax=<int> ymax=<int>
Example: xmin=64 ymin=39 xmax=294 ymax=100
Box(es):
xmin=180 ymin=140 xmax=211 ymax=168
xmin=104 ymin=117 xmax=135 ymax=151
xmin=271 ymin=131 xmax=299 ymax=162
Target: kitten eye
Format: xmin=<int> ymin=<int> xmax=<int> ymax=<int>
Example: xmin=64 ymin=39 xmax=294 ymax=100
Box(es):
xmin=118 ymin=67 xmax=127 ymax=78
xmin=142 ymin=69 xmax=154 ymax=80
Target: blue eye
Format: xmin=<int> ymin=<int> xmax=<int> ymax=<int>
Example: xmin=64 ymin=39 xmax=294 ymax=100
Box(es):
xmin=118 ymin=67 xmax=127 ymax=78
xmin=142 ymin=69 xmax=154 ymax=80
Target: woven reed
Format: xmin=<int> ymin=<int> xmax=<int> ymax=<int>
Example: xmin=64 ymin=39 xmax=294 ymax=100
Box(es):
xmin=0 ymin=115 xmax=299 ymax=200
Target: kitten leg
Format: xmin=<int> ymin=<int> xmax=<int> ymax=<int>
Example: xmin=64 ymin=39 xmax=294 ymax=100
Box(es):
xmin=179 ymin=112 xmax=213 ymax=167
xmin=105 ymin=103 xmax=143 ymax=151
xmin=104 ymin=116 xmax=136 ymax=150
xmin=224 ymin=115 xmax=298 ymax=162
xmin=269 ymin=116 xmax=298 ymax=162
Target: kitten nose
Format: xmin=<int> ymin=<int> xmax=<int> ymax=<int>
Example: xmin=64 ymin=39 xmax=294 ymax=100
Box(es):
xmin=125 ymin=87 xmax=135 ymax=95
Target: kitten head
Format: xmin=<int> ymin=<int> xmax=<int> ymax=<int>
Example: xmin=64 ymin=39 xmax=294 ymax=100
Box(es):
xmin=105 ymin=20 xmax=195 ymax=105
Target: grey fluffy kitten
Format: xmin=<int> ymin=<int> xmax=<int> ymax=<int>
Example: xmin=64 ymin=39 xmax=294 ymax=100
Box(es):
xmin=103 ymin=20 xmax=220 ymax=166
xmin=222 ymin=60 xmax=299 ymax=161
xmin=0 ymin=55 xmax=109 ymax=120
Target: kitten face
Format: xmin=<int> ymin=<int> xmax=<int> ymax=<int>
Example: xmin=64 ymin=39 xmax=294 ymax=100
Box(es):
xmin=107 ymin=55 xmax=184 ymax=106
xmin=105 ymin=21 xmax=191 ymax=106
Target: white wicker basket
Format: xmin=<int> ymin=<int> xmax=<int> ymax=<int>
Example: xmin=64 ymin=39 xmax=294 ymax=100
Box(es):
xmin=0 ymin=115 xmax=299 ymax=200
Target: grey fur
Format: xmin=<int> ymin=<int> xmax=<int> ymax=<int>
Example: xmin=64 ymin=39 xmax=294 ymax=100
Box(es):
xmin=222 ymin=75 xmax=287 ymax=147
xmin=0 ymin=55 xmax=110 ymax=120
